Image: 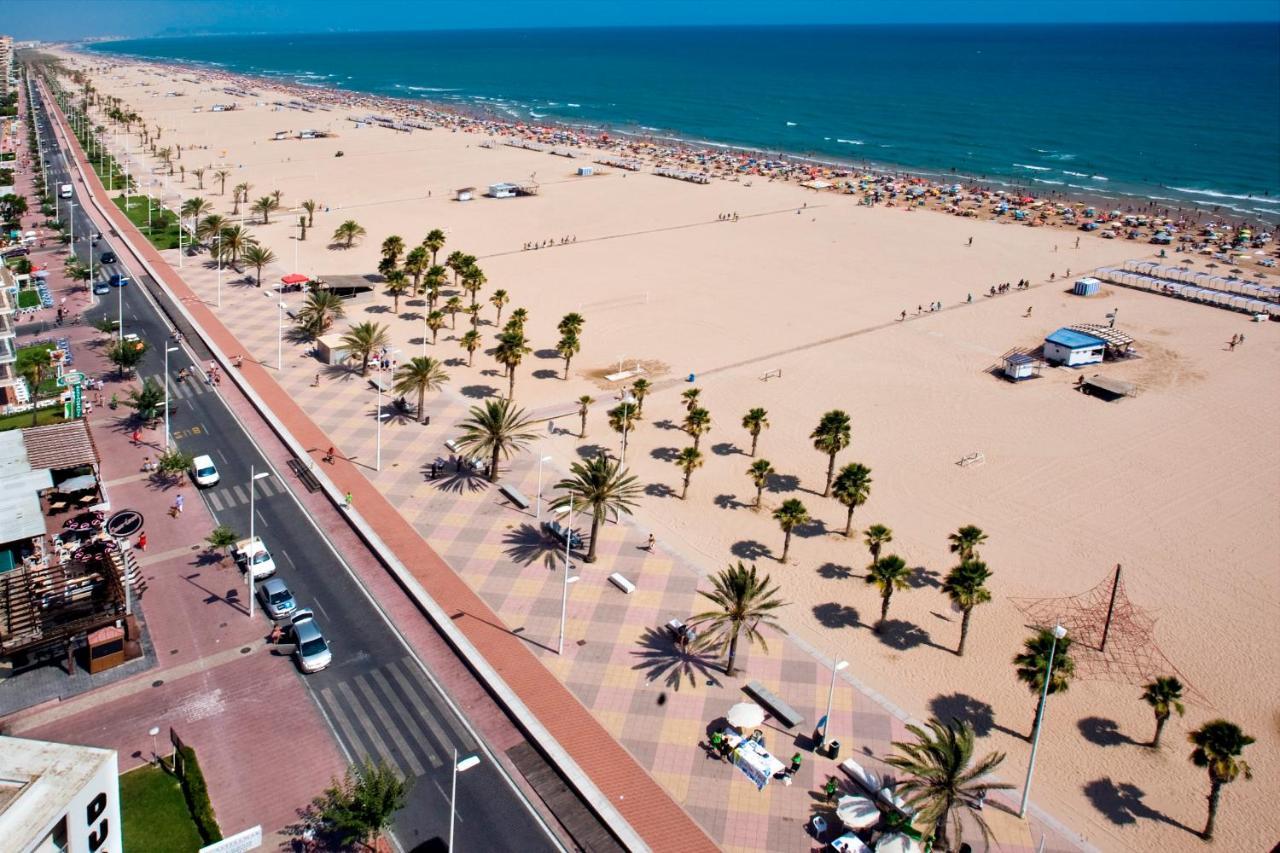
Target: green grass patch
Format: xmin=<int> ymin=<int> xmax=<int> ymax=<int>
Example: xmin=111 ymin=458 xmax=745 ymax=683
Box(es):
xmin=0 ymin=406 xmax=67 ymax=432
xmin=120 ymin=765 xmax=206 ymax=853
xmin=16 ymin=290 xmax=40 ymax=309
xmin=112 ymin=194 xmax=180 ymax=250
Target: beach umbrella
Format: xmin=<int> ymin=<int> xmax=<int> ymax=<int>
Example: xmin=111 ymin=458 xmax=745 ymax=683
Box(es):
xmin=836 ymin=794 xmax=880 ymax=829
xmin=726 ymin=702 xmax=765 ymax=730
xmin=875 ymin=833 xmax=923 ymax=853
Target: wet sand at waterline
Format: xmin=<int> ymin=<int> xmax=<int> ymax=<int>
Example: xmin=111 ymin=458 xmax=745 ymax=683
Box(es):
xmin=67 ymin=53 xmax=1280 ymax=852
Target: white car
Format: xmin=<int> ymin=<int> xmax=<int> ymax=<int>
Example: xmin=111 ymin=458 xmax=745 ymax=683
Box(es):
xmin=232 ymin=536 xmax=277 ymax=580
xmin=191 ymin=454 xmax=220 ymax=487
xmin=290 ymin=610 xmax=332 ymax=673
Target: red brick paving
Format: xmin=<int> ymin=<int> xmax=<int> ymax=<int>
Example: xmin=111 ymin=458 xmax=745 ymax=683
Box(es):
xmin=42 ymin=79 xmax=717 ymax=851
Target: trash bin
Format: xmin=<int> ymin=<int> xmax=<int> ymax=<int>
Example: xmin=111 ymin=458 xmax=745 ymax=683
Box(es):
xmin=826 ymin=739 xmax=841 ymax=760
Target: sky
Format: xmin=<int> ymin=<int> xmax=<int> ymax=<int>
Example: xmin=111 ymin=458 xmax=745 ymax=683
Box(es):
xmin=4 ymin=0 xmax=1278 ymax=41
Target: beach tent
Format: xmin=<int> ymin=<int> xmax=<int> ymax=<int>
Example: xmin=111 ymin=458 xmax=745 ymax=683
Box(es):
xmin=281 ymin=273 xmax=309 ymax=285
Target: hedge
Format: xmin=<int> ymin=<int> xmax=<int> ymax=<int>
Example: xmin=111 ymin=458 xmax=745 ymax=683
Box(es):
xmin=175 ymin=746 xmax=223 ymax=844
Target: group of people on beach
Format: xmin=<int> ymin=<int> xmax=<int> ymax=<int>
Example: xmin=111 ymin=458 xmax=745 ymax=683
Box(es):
xmin=522 ymin=236 xmax=576 ymax=250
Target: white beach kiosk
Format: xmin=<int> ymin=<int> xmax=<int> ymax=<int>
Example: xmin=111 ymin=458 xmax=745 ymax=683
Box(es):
xmin=1043 ymin=327 xmax=1106 ymax=367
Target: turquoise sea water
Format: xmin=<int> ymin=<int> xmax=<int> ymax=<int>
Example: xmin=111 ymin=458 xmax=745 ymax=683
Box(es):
xmin=90 ymin=24 xmax=1280 ymax=219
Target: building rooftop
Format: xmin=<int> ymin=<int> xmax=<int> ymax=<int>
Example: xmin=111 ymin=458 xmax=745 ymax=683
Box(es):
xmin=22 ymin=421 xmax=99 ymax=471
xmin=0 ymin=736 xmax=116 ymax=843
xmin=1045 ymin=328 xmax=1106 ymax=349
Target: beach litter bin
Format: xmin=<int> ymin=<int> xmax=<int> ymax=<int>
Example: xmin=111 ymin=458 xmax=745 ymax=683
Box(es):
xmin=826 ymin=739 xmax=841 ymax=759
xmin=687 ymin=373 xmax=696 ymax=382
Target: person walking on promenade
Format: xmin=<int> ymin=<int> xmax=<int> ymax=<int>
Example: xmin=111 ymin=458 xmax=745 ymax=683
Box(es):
xmin=137 ymin=532 xmax=147 ymax=551
xmin=344 ymin=491 xmax=353 ymax=508
xmin=324 ymin=446 xmax=335 ymax=463
xmin=170 ymin=493 xmax=184 ymax=517
xmin=646 ymin=533 xmax=656 ymax=552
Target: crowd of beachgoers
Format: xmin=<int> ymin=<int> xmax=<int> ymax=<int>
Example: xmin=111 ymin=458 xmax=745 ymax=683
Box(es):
xmin=91 ymin=54 xmax=1277 ymax=267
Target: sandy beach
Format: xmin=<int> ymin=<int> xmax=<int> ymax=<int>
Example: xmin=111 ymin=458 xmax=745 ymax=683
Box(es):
xmin=56 ymin=51 xmax=1280 ymax=852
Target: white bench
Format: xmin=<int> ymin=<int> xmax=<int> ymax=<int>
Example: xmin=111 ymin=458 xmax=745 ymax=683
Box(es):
xmin=608 ymin=573 xmax=636 ymax=594
xmin=444 ymin=439 xmax=461 ymax=453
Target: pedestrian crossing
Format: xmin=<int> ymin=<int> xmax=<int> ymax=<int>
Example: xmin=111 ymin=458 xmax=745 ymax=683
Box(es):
xmin=204 ymin=475 xmax=285 ymax=511
xmin=315 ymin=655 xmax=478 ymax=779
xmin=143 ymin=373 xmax=211 ymax=401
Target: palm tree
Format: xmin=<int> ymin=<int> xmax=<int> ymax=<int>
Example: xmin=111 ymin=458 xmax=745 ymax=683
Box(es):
xmin=216 ymin=224 xmax=257 ymax=271
xmin=425 ymin=311 xmax=446 ymax=345
xmin=424 ymin=266 xmax=447 ymax=308
xmin=489 ymin=288 xmax=509 ymax=324
xmin=631 ymin=378 xmax=651 ymax=416
xmin=683 ymin=406 xmax=711 ymax=451
xmin=463 ymin=302 xmax=482 ymax=329
xmin=576 ymin=395 xmax=593 ymax=438
xmin=942 ymin=560 xmax=992 ymax=656
xmin=1014 ymin=629 xmax=1076 ymax=735
xmin=213 ymin=168 xmax=230 ymax=195
xmin=608 ymin=402 xmax=639 ymax=455
xmin=883 ymin=718 xmax=1012 ymax=852
xmin=1140 ymin=676 xmax=1185 ymax=749
xmin=296 ymin=290 xmax=345 ymax=338
xmin=494 ymin=330 xmax=531 ymax=399
xmin=689 ymin=561 xmax=787 ymax=676
xmin=556 ymin=332 xmax=580 ymax=380
xmin=384 ymin=269 xmax=410 ymax=313
xmin=18 ymin=348 xmax=53 ymax=427
xmin=443 ymin=296 xmax=462 ymax=328
xmin=948 ymin=525 xmax=988 ymax=562
xmin=747 ymin=459 xmax=774 ymax=510
xmin=811 ymin=409 xmax=852 ymax=497
xmin=316 ymin=758 xmax=410 ymax=852
xmin=462 ymin=264 xmax=486 ymax=307
xmin=271 ymin=189 xmax=284 ymax=207
xmin=241 ymin=244 xmax=276 ymax=287
xmin=393 ymin=357 xmax=449 ymax=424
xmin=507 ymin=307 xmax=529 ymax=333
xmin=772 ymin=498 xmax=809 ymax=562
xmin=339 ymin=321 xmax=390 ymax=376
xmin=831 ymin=462 xmax=873 ymax=536
xmin=558 ymin=312 xmax=585 ymax=337
xmin=157 ymin=146 xmax=173 ymax=173
xmin=333 ymin=219 xmax=366 ymax=248
xmin=457 ymin=398 xmax=536 ymax=482
xmin=675 ymin=446 xmax=703 ymax=499
xmin=192 ymin=166 xmax=206 ymax=189
xmin=445 ymin=250 xmax=467 ymax=285
xmin=1189 ymin=720 xmax=1254 ymax=840
xmin=423 ymin=228 xmax=446 ymax=267
xmin=458 ymin=329 xmax=481 ymax=365
xmin=742 ymin=407 xmax=769 ymax=456
xmin=196 ymin=213 xmax=226 ymax=245
xmin=301 ymin=198 xmax=317 ymax=227
xmin=681 ymin=387 xmax=701 ymax=411
xmin=865 ymin=554 xmax=911 ymax=631
xmin=180 ymin=196 xmax=211 ymax=220
xmin=252 ymin=195 xmax=278 ymax=224
xmin=864 ymin=523 xmax=893 ymax=562
xmin=232 ymin=182 xmax=249 ymax=214
xmin=380 ymin=235 xmax=405 ymax=267
xmin=552 ymin=453 xmax=642 ymax=562
xmin=402 ymin=246 xmax=427 ymax=292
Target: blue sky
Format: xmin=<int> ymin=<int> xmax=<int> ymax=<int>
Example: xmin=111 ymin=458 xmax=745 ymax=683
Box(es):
xmin=6 ymin=0 xmax=1279 ymax=41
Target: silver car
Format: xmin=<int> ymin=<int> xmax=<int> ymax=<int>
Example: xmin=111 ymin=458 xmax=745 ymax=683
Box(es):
xmin=258 ymin=577 xmax=296 ymax=620
xmin=290 ymin=610 xmax=331 ymax=673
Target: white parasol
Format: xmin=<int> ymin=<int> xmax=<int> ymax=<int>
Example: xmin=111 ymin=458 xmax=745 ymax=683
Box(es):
xmin=874 ymin=833 xmax=923 ymax=853
xmin=726 ymin=702 xmax=765 ymax=730
xmin=835 ymin=794 xmax=880 ymax=830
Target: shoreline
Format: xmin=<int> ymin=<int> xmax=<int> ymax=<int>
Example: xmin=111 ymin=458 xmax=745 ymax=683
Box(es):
xmin=74 ymin=42 xmax=1280 ymax=228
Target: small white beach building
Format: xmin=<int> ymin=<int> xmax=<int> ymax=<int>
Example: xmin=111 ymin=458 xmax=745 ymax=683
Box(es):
xmin=488 ymin=182 xmax=518 ymax=199
xmin=1043 ymin=328 xmax=1106 ymax=367
xmin=454 ymin=187 xmax=475 ymax=202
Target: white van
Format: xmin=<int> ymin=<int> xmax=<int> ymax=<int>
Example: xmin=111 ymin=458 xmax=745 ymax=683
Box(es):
xmin=59 ymin=184 xmax=73 ymax=199
xmin=232 ymin=536 xmax=277 ymax=580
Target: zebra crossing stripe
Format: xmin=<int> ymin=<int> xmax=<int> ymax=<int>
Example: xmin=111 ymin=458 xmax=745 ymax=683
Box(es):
xmin=399 ymin=656 xmax=478 ymax=750
xmin=369 ymin=669 xmax=443 ymax=769
xmin=389 ymin=658 xmax=473 ymax=754
xmin=355 ymin=674 xmax=426 ymax=776
xmin=318 ymin=686 xmax=374 ymax=767
xmin=206 ymin=490 xmax=224 ymax=512
xmin=335 ymin=680 xmax=405 ymax=777
xmin=231 ymin=485 xmax=248 ymax=504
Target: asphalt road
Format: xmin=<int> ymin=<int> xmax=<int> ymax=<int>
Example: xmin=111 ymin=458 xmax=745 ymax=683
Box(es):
xmin=29 ymin=81 xmax=561 ymax=853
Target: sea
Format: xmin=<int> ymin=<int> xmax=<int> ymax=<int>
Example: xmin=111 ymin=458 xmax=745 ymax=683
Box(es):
xmin=88 ymin=24 xmax=1280 ymax=220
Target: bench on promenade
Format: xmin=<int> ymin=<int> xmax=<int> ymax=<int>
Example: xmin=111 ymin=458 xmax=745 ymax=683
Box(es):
xmin=498 ymin=484 xmax=531 ymax=510
xmin=287 ymin=458 xmax=322 ymax=493
xmin=369 ymin=376 xmax=391 ymax=393
xmin=840 ymin=758 xmax=915 ymax=819
xmin=444 ymin=439 xmax=461 ymax=453
xmin=608 ymin=573 xmax=636 ymax=594
xmin=744 ymin=680 xmax=805 ymax=729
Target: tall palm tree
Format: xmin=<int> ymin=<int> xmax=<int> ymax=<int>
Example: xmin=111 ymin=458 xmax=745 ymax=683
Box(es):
xmin=552 ymin=453 xmax=642 ymax=562
xmin=681 ymin=387 xmax=701 ymax=411
xmin=296 ymin=290 xmax=345 ymax=338
xmin=241 ymin=244 xmax=276 ymax=287
xmin=301 ymin=198 xmax=317 ymax=227
xmin=445 ymin=250 xmax=467 ymax=285
xmin=864 ymin=524 xmax=893 ymax=562
xmin=339 ymin=321 xmax=390 ymax=376
xmin=425 ymin=311 xmax=446 ymax=345
xmin=747 ymin=459 xmax=774 ymax=510
xmin=489 ymin=289 xmax=510 ymax=324
xmin=384 ymin=269 xmax=410 ymax=313
xmin=576 ymin=395 xmax=593 ymax=438
xmin=494 ymin=329 xmax=531 ymax=399
xmin=180 ymin=196 xmax=211 ymax=220
xmin=333 ymin=219 xmax=366 ymax=248
xmin=444 ymin=296 xmax=462 ymax=328
xmin=216 ymin=224 xmax=257 ymax=271
xmin=252 ymin=195 xmax=278 ymax=224
xmin=424 ymin=266 xmax=447 ymax=309
xmin=811 ymin=409 xmax=852 ymax=497
xmin=1140 ymin=676 xmax=1185 ymax=749
xmin=402 ymin=246 xmax=427 ymax=292
xmin=196 ymin=213 xmax=226 ymax=245
xmin=883 ymin=719 xmax=1012 ymax=852
xmin=942 ymin=559 xmax=992 ymax=656
xmin=684 ymin=406 xmax=711 ymax=451
xmin=458 ymin=329 xmax=480 ymax=365
xmin=423 ymin=228 xmax=446 ymax=267
xmin=689 ymin=561 xmax=788 ymax=676
xmin=631 ymin=378 xmax=651 ymax=416
xmin=558 ymin=312 xmax=585 ymax=337
xmin=457 ymin=398 xmax=537 ymax=482
xmin=393 ymin=357 xmax=449 ymax=424
xmin=1189 ymin=720 xmax=1254 ymax=840
xmin=231 ymin=182 xmax=249 ymax=214
xmin=192 ymin=166 xmax=206 ymax=189
xmin=948 ymin=525 xmax=988 ymax=562
xmin=380 ymin=235 xmax=405 ymax=267
xmin=741 ymin=407 xmax=769 ymax=456
xmin=556 ymin=332 xmax=580 ymax=380
xmin=271 ymin=189 xmax=284 ymax=207
xmin=772 ymin=498 xmax=809 ymax=562
xmin=18 ymin=348 xmax=53 ymax=427
xmin=676 ymin=446 xmax=704 ymax=499
xmin=831 ymin=462 xmax=873 ymax=536
xmin=608 ymin=402 xmax=639 ymax=453
xmin=213 ymin=168 xmax=230 ymax=195
xmin=507 ymin=308 xmax=529 ymax=332
xmin=462 ymin=264 xmax=486 ymax=306
xmin=865 ymin=554 xmax=911 ymax=631
xmin=1014 ymin=629 xmax=1076 ymax=735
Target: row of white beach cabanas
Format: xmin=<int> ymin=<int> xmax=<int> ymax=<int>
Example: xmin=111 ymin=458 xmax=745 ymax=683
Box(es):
xmin=1120 ymin=260 xmax=1280 ymax=300
xmin=1096 ymin=267 xmax=1280 ymax=317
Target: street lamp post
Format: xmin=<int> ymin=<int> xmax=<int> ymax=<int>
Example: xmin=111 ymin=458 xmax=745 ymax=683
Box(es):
xmin=618 ymin=392 xmax=637 ymax=466
xmin=1020 ymin=624 xmax=1067 ymax=818
xmin=246 ymin=468 xmax=270 ymax=619
xmin=68 ymin=200 xmax=75 ymax=247
xmin=535 ymin=455 xmax=552 ymax=520
xmin=449 ymin=751 xmax=481 ymax=851
xmin=558 ymin=499 xmax=579 ymax=656
xmin=820 ymin=659 xmax=849 ymax=747
xmin=214 ymin=233 xmax=223 ymax=308
xmin=376 ymin=371 xmax=385 ymax=471
xmin=277 ymin=301 xmax=287 ymax=369
xmin=163 ymin=346 xmax=179 ymax=450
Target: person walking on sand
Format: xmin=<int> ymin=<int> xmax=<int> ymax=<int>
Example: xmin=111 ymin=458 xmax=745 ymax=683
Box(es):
xmin=968 ymin=236 xmax=973 ymax=246
xmin=1228 ymin=335 xmax=1237 ymax=351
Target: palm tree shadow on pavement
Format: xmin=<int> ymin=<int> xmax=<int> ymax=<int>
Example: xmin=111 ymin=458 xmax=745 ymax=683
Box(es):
xmin=817 ymin=562 xmax=855 ymax=580
xmin=730 ymin=539 xmax=772 ymax=561
xmin=713 ymin=493 xmax=748 ymax=510
xmin=631 ymin=627 xmax=723 ymax=691
xmin=1078 ymin=716 xmax=1140 ymax=747
xmin=645 ymin=482 xmax=677 ymax=499
xmin=502 ymin=523 xmax=563 ymax=571
xmin=575 ymin=443 xmax=608 ymax=460
xmin=928 ymin=692 xmax=1024 ymax=740
xmin=765 ymin=471 xmax=799 ymax=493
xmin=430 ymin=463 xmax=489 ymax=494
xmin=876 ymin=619 xmax=949 ymax=652
xmin=1083 ymin=777 xmax=1200 ymax=835
xmin=812 ymin=602 xmax=861 ymax=629
xmin=908 ymin=564 xmax=943 ymax=588
xmin=650 ymin=446 xmax=680 ymax=462
xmin=459 ymin=384 xmax=498 ymax=399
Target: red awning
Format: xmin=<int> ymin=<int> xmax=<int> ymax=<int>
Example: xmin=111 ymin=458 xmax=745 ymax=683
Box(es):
xmin=281 ymin=273 xmax=309 ymax=284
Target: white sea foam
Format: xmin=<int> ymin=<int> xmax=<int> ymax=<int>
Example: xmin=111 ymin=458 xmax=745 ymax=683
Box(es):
xmin=566 ymin=103 xmax=581 ymax=107
xmin=406 ymin=86 xmax=460 ymax=92
xmin=1091 ymin=175 xmax=1109 ymax=181
xmin=530 ymin=111 xmax=547 ymax=118
xmin=837 ymin=138 xmax=864 ymax=145
xmin=1034 ymin=179 xmax=1065 ymax=186
xmin=786 ymin=121 xmax=797 ymax=126
xmin=1013 ymin=163 xmax=1051 ymax=172
xmin=1062 ymin=171 xmax=1089 ymax=178
xmin=1169 ymin=186 xmax=1270 ymax=202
